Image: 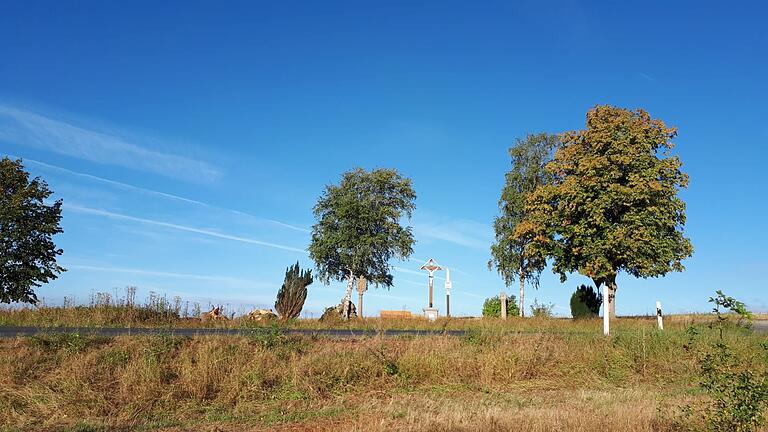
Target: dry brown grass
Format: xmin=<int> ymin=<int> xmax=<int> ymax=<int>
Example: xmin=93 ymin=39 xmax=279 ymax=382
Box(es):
xmin=4 ymin=303 xmax=745 ymax=335
xmin=1 ymin=324 xmax=766 ymax=432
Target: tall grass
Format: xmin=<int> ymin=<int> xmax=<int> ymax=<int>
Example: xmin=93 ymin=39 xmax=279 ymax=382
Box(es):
xmin=0 ymin=293 xmax=734 ymax=334
xmin=1 ymin=324 xmax=766 ymax=431
xmin=0 ymin=289 xmax=229 ymax=328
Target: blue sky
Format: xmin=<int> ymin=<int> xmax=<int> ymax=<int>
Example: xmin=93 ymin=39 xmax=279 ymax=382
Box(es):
xmin=1 ymin=0 xmax=766 ymax=316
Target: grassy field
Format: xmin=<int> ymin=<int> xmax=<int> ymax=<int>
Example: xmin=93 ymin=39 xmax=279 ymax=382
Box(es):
xmin=1 ymin=307 xmax=767 ymax=431
xmin=2 ymin=301 xmax=761 ymax=332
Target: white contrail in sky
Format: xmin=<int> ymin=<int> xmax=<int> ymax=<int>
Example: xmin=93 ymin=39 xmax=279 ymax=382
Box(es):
xmin=0 ymin=104 xmax=221 ymax=182
xmin=66 ymin=204 xmax=308 ymax=254
xmin=66 ymin=264 xmax=259 ymax=284
xmin=14 ymin=156 xmax=310 ymax=233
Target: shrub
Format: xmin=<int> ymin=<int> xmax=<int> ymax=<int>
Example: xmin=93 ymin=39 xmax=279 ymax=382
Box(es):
xmin=530 ymin=299 xmax=554 ymax=318
xmin=678 ymin=291 xmax=768 ymax=431
xmin=570 ymin=285 xmax=602 ymax=318
xmin=698 ymin=342 xmax=768 ymax=431
xmin=482 ymin=295 xmax=519 ymax=318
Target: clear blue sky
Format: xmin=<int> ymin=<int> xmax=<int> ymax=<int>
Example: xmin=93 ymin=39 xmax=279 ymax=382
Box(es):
xmin=1 ymin=1 xmax=766 ymax=316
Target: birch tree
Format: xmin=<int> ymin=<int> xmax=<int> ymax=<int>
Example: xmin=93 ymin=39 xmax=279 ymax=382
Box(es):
xmin=308 ymin=168 xmax=416 ymax=319
xmin=489 ymin=133 xmax=557 ymax=317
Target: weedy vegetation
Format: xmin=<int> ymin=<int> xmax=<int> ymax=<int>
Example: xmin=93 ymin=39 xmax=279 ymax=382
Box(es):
xmin=1 ymin=292 xmax=766 ymax=431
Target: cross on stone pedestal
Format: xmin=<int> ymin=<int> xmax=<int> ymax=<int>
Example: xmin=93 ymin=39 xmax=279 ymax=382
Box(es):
xmin=420 ymin=258 xmax=443 ymax=320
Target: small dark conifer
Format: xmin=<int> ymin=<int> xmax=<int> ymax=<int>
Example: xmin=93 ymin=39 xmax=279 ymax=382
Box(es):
xmin=275 ymin=262 xmax=313 ymax=321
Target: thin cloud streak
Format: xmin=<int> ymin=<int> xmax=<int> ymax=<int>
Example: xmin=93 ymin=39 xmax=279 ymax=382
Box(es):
xmin=66 ymin=204 xmax=308 ymax=254
xmin=0 ymin=105 xmax=221 ymax=182
xmin=67 ymin=264 xmax=260 ymax=285
xmin=454 ymin=290 xmax=485 ymax=299
xmin=412 ymin=216 xmax=492 ymax=250
xmin=18 ymin=157 xmax=310 ymax=233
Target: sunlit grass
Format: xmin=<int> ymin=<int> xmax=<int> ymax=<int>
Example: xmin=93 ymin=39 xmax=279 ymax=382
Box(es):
xmin=1 ymin=318 xmax=766 ymax=431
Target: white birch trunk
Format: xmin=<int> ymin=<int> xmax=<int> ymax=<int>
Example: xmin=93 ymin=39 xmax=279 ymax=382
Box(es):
xmin=342 ymin=271 xmax=355 ymax=320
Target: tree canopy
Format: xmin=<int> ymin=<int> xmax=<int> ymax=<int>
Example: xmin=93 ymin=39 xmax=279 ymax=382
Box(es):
xmin=0 ymin=157 xmax=65 ymax=304
xmin=308 ymin=168 xmax=416 ymax=318
xmin=524 ymin=105 xmax=693 ymax=317
xmin=489 ymin=133 xmax=558 ymax=316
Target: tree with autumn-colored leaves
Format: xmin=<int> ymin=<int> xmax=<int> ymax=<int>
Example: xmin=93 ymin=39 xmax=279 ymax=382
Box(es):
xmin=523 ymin=105 xmax=693 ymax=319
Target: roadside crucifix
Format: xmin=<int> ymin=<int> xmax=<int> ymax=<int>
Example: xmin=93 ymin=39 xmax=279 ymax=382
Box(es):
xmin=420 ymin=258 xmax=442 ymax=320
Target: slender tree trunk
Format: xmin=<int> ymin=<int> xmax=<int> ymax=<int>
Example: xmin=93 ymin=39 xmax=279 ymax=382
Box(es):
xmin=519 ymin=270 xmax=525 ymax=318
xmin=342 ymin=271 xmax=355 ymax=320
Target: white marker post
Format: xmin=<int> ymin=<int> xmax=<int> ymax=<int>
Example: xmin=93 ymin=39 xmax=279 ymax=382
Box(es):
xmin=445 ymin=268 xmax=452 ymax=318
xmin=603 ymin=284 xmax=610 ymax=336
xmin=656 ymin=301 xmax=664 ymax=331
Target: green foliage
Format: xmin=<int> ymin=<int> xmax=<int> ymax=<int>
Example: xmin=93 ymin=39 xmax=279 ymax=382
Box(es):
xmin=481 ymin=295 xmax=519 ymax=318
xmin=0 ymin=157 xmax=65 ymax=304
xmin=679 ymin=292 xmax=768 ymax=432
xmin=524 ymin=106 xmax=693 ymax=314
xmin=710 ymin=290 xmax=753 ymax=332
xmin=97 ymin=348 xmax=131 ymax=368
xmin=65 ymin=423 xmax=107 ymax=432
xmin=28 ymin=333 xmax=111 ymax=353
xmin=460 ymin=328 xmax=486 ymax=345
xmin=570 ymin=285 xmax=602 ymax=318
xmin=529 ymin=299 xmax=554 ymax=318
xmin=696 ymin=342 xmax=768 ymax=431
xmin=489 ymin=133 xmax=558 ymax=289
xmin=142 ymin=335 xmax=186 ymax=367
xmin=248 ymin=327 xmax=305 ymax=358
xmin=308 ymin=168 xmax=416 ymax=288
xmin=274 ymin=262 xmax=313 ymax=321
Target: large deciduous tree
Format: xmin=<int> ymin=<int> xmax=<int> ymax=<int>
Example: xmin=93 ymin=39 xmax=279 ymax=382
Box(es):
xmin=525 ymin=105 xmax=693 ymax=319
xmin=489 ymin=133 xmax=558 ymax=317
xmin=274 ymin=262 xmax=313 ymax=321
xmin=0 ymin=157 xmax=65 ymax=304
xmin=308 ymin=168 xmax=416 ymax=319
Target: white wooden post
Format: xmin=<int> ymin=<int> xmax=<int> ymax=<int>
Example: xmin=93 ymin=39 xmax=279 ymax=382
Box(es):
xmin=656 ymin=301 xmax=664 ymax=330
xmin=445 ymin=268 xmax=451 ymax=318
xmin=603 ymin=284 xmax=610 ymax=336
xmin=500 ymin=292 xmax=508 ymax=320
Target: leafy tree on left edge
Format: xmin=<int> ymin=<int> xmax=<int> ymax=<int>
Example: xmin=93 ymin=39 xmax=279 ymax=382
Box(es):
xmin=0 ymin=157 xmax=65 ymax=304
